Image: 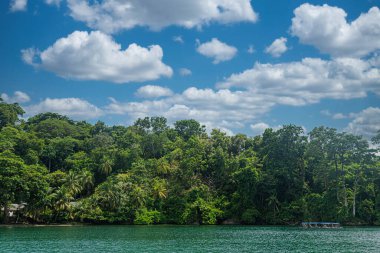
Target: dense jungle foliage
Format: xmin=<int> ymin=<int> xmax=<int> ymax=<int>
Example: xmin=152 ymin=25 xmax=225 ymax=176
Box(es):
xmin=1 ymin=98 xmax=380 ymax=225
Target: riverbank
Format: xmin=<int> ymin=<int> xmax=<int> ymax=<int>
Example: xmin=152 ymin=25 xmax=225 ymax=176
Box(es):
xmin=1 ymin=221 xmax=378 ymax=227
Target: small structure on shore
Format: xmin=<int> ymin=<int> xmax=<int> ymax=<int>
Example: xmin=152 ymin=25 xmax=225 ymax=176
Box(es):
xmin=301 ymin=222 xmax=341 ymax=228
xmin=1 ymin=203 xmax=27 ymax=217
xmin=1 ymin=203 xmax=27 ymax=223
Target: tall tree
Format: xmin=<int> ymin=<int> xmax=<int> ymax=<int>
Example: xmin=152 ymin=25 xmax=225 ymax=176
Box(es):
xmin=0 ymin=99 xmax=24 ymax=128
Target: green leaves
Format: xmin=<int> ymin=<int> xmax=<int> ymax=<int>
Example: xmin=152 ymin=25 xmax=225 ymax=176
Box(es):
xmin=0 ymin=100 xmax=24 ymax=128
xmin=174 ymin=119 xmax=206 ymax=140
xmin=134 ymin=208 xmax=162 ymax=225
xmin=181 ymin=197 xmax=223 ymax=225
xmin=0 ymin=101 xmax=378 ymax=225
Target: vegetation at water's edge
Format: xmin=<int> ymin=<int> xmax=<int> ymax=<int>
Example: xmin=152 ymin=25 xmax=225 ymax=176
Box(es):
xmin=1 ymin=98 xmax=380 ymax=225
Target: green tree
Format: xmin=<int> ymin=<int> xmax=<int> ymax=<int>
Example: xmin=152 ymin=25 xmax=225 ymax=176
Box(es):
xmin=174 ymin=119 xmax=206 ymax=140
xmin=0 ymin=151 xmax=48 ymax=223
xmin=0 ymin=99 xmax=24 ymax=128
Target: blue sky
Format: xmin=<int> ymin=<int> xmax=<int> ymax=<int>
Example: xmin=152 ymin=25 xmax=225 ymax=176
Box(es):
xmin=1 ymin=0 xmax=380 ymax=138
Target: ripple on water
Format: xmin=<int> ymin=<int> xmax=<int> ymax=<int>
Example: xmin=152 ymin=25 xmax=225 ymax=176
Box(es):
xmin=0 ymin=226 xmax=379 ymax=253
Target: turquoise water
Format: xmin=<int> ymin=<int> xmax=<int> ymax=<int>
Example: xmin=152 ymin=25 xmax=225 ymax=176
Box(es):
xmin=0 ymin=225 xmax=379 ymax=252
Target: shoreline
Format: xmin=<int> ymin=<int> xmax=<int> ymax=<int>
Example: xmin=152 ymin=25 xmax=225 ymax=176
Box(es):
xmin=1 ymin=223 xmax=379 ymax=227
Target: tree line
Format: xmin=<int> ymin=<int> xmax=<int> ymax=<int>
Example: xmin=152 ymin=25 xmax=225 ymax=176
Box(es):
xmin=0 ymin=98 xmax=379 ymax=225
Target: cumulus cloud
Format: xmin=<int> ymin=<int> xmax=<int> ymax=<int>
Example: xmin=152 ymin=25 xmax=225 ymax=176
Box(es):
xmin=102 ymin=53 xmax=380 ymax=134
xmin=265 ymin=37 xmax=288 ymax=57
xmin=345 ymin=107 xmax=380 ymax=139
xmin=26 ymin=98 xmax=103 ymax=119
xmin=1 ymin=91 xmax=30 ymax=104
xmin=22 ymin=53 xmax=372 ymax=135
xmin=135 ymin=85 xmax=173 ymax=98
xmin=22 ymin=31 xmax=172 ymax=83
xmin=179 ymin=68 xmax=192 ymax=76
xmin=66 ymin=0 xmax=258 ymax=33
xmin=218 ymin=57 xmax=380 ymax=105
xmin=197 ymin=38 xmax=237 ymax=64
xmin=10 ymin=0 xmax=27 ymax=12
xmin=106 ymin=85 xmax=277 ymax=134
xmin=24 ymin=54 xmax=380 ymax=134
xmin=291 ymin=4 xmax=380 ymax=58
xmin=105 ymin=86 xmax=276 ymax=134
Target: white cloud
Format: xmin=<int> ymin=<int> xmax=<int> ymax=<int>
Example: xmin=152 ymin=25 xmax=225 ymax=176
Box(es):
xmin=102 ymin=54 xmax=380 ymax=134
xmin=25 ymin=56 xmax=379 ymax=135
xmin=135 ymin=85 xmax=173 ymax=98
xmin=218 ymin=57 xmax=380 ymax=105
xmin=44 ymin=0 xmax=61 ymax=6
xmin=21 ymin=48 xmax=39 ymax=67
xmin=10 ymin=0 xmax=27 ymax=12
xmin=291 ymin=4 xmax=380 ymax=58
xmin=370 ymin=53 xmax=380 ymax=67
xmin=265 ymin=37 xmax=288 ymax=57
xmin=105 ymin=86 xmax=274 ymax=132
xmin=66 ymin=0 xmax=258 ymax=33
xmin=203 ymin=122 xmax=234 ymax=136
xmin=22 ymin=31 xmax=172 ymax=83
xmin=250 ymin=122 xmax=283 ymax=136
xmin=179 ymin=68 xmax=192 ymax=76
xmin=26 ymin=98 xmax=103 ymax=119
xmin=197 ymin=38 xmax=237 ymax=64
xmin=345 ymin=107 xmax=380 ymax=139
xmin=320 ymin=110 xmax=354 ymax=120
xmin=332 ymin=113 xmax=348 ymax=120
xmin=250 ymin=122 xmax=269 ymax=135
xmin=1 ymin=91 xmax=30 ymax=104
xmin=173 ymin=36 xmax=184 ymax=44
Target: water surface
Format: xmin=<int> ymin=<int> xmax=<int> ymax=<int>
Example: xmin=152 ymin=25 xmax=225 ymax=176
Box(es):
xmin=1 ymin=225 xmax=379 ymax=252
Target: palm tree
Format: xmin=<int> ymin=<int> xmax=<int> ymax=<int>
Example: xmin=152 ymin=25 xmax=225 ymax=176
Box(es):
xmin=267 ymin=194 xmax=280 ymax=220
xmin=99 ymin=157 xmax=113 ymax=176
xmin=64 ymin=170 xmax=82 ymax=196
xmin=78 ymin=169 xmax=94 ymax=196
xmin=153 ymin=179 xmax=168 ymax=199
xmin=131 ymin=186 xmax=146 ymax=209
xmin=96 ymin=181 xmax=119 ymax=211
xmin=54 ymin=188 xmax=73 ymax=211
xmin=52 ymin=187 xmax=74 ymax=221
xmin=156 ymin=158 xmax=171 ymax=176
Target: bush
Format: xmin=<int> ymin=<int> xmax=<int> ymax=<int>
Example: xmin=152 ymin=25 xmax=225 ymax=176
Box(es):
xmin=134 ymin=208 xmax=162 ymax=225
xmin=181 ymin=198 xmax=223 ymax=225
xmin=241 ymin=208 xmax=259 ymax=224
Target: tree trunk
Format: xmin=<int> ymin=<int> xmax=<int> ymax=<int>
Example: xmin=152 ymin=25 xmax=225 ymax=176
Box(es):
xmin=341 ymin=162 xmax=348 ymax=208
xmin=3 ymin=204 xmax=8 ymax=224
xmin=352 ymin=191 xmax=356 ymax=217
xmin=333 ymin=154 xmax=339 ymax=202
xmin=353 ymin=177 xmax=357 ymax=217
xmin=197 ymin=206 xmax=202 ymax=225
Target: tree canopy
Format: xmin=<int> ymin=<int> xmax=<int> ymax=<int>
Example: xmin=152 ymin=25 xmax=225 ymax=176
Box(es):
xmin=0 ymin=101 xmax=379 ymax=225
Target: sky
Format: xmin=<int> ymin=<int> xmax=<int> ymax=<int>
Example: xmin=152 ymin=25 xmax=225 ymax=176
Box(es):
xmin=1 ymin=0 xmax=380 ymax=138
